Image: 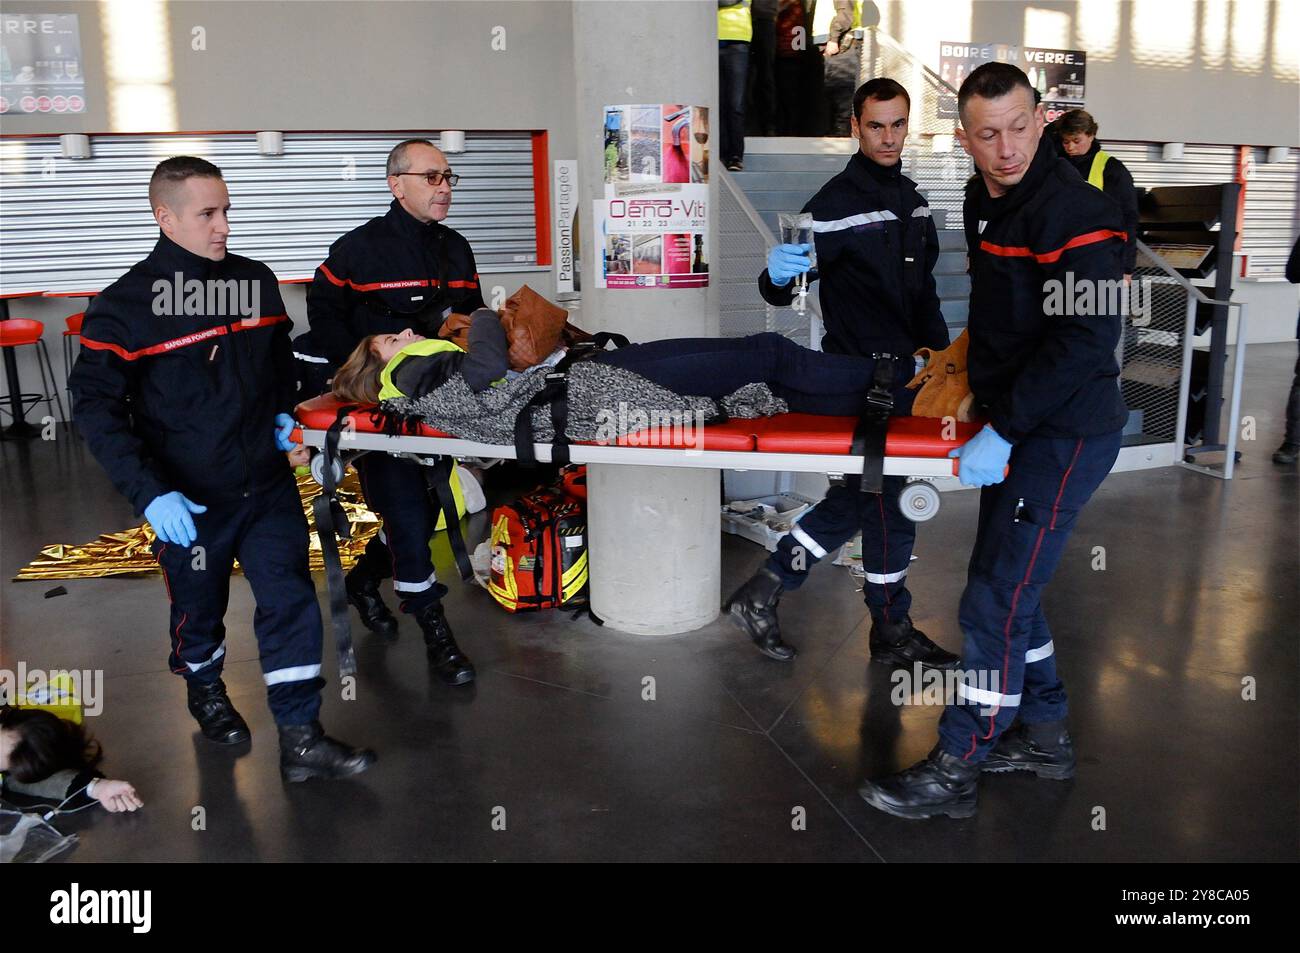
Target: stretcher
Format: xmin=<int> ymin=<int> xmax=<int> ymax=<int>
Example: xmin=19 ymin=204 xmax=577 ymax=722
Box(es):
xmin=291 ymin=393 xmax=986 ymax=674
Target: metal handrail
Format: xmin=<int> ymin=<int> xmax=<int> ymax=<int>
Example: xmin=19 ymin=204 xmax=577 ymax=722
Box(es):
xmin=1134 ymin=238 xmax=1248 ymax=479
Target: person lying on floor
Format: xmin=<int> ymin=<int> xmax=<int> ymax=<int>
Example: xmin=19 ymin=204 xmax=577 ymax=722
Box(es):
xmin=0 ymin=706 xmax=142 ymax=815
xmin=328 ymin=309 xmax=918 ymax=445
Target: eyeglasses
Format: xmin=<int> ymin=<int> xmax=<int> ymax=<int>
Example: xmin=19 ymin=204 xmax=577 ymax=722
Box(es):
xmin=394 ymin=171 xmax=461 ymax=187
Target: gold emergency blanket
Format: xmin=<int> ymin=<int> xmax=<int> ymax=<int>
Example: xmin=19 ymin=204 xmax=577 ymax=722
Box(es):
xmin=14 ymin=472 xmax=381 ymax=581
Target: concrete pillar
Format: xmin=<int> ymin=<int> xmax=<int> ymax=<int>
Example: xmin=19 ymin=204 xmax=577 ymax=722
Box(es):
xmin=573 ymin=1 xmax=722 ymax=634
xmin=586 ymin=464 xmax=721 ymax=635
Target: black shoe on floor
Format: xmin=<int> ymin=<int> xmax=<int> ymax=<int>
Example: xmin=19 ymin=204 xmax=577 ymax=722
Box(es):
xmin=1273 ymin=442 xmax=1299 ymax=464
xmin=186 ymin=679 xmax=251 ymax=745
xmin=981 ymin=721 xmax=1076 ymax=779
xmin=416 ymin=602 xmax=476 ymax=685
xmin=346 ymin=568 xmax=398 ymax=636
xmin=869 ymin=618 xmax=960 ymax=670
xmin=278 ymin=721 xmax=377 ymax=782
xmin=725 ymin=159 xmax=744 ymax=171
xmin=858 ymin=745 xmax=980 ymax=819
xmin=724 ymin=567 xmax=796 ymax=661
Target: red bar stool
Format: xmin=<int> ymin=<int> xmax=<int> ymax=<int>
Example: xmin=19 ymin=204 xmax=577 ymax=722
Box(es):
xmin=0 ymin=319 xmax=67 ymax=429
xmin=62 ymin=312 xmax=85 ymax=420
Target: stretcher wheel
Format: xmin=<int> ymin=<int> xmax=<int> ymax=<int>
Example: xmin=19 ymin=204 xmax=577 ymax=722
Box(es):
xmin=309 ymin=450 xmax=345 ymax=488
xmin=899 ymin=480 xmax=941 ymax=522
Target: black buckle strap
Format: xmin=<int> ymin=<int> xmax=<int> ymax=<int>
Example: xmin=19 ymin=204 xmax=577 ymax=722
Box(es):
xmin=514 ymin=371 xmax=571 ymax=468
xmin=422 ymin=455 xmax=474 ymax=582
xmin=314 ymin=405 xmax=358 ymax=677
xmin=851 ymin=355 xmax=896 ymax=494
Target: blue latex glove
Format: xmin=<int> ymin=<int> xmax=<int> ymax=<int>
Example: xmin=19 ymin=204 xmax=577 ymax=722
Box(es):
xmin=948 ymin=424 xmax=1013 ymax=487
xmin=274 ymin=413 xmax=298 ymax=452
xmin=145 ymin=492 xmax=208 ymax=547
xmin=767 ymin=243 xmax=813 ymax=287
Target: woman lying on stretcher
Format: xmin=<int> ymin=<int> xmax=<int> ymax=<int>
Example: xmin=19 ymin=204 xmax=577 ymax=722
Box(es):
xmin=329 ymin=309 xmax=963 ymax=446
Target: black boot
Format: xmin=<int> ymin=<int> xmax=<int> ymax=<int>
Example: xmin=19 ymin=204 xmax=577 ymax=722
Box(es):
xmin=858 ymin=745 xmax=980 ymax=819
xmin=981 ymin=720 xmax=1076 ymax=779
xmin=869 ymin=617 xmax=960 ymax=670
xmin=1273 ymin=442 xmax=1299 ymax=464
xmin=416 ymin=602 xmax=476 ymax=685
xmin=346 ymin=549 xmax=398 ymax=636
xmin=278 ymin=721 xmax=377 ymax=783
xmin=186 ymin=678 xmax=251 ymax=745
xmin=724 ymin=567 xmax=796 ymax=661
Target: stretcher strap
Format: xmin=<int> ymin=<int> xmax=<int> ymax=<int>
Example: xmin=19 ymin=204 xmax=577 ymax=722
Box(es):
xmin=851 ymin=356 xmax=896 ymax=494
xmin=423 ymin=455 xmax=474 ymax=581
xmin=514 ymin=372 xmax=570 ymax=468
xmin=317 ymin=405 xmax=358 ymax=677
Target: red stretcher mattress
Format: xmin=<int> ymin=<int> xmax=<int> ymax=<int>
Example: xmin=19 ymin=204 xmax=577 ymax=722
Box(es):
xmin=294 ymin=394 xmax=982 ymax=457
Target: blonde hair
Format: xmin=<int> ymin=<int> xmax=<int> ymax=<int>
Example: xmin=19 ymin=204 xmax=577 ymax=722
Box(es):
xmin=331 ymin=335 xmax=387 ymax=404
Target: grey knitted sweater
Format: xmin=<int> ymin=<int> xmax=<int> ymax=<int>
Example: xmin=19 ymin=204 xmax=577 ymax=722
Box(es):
xmin=381 ymin=360 xmax=789 ymax=445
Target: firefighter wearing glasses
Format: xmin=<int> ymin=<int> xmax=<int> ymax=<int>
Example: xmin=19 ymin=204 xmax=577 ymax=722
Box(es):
xmin=308 ymin=139 xmax=486 ymax=685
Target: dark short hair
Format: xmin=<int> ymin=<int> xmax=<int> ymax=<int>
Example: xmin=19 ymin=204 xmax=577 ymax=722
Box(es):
xmin=0 ymin=705 xmax=102 ymax=783
xmin=148 ymin=155 xmax=223 ymax=209
xmin=957 ymin=62 xmax=1034 ymax=123
xmin=853 ymin=78 xmax=911 ymax=122
xmin=1057 ymin=108 xmax=1098 ymax=137
xmin=387 ymin=138 xmax=438 ymax=177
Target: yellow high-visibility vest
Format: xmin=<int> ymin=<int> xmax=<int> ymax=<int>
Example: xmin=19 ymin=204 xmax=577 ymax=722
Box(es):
xmin=718 ymin=0 xmax=753 ymax=42
xmin=812 ymin=0 xmax=861 ymax=42
xmin=377 ymin=338 xmax=466 ymax=400
xmin=1087 ymin=150 xmax=1112 ymax=190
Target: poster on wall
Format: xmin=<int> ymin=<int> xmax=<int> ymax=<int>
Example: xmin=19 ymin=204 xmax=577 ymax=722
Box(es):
xmin=596 ymin=104 xmax=709 ymax=289
xmin=0 ymin=13 xmax=86 ymax=115
xmin=938 ymin=41 xmax=1086 ymax=124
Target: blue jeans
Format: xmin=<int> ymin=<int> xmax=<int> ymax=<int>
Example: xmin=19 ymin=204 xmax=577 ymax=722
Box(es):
xmin=938 ymin=429 xmax=1123 ymax=763
xmin=719 ymin=40 xmax=750 ymax=163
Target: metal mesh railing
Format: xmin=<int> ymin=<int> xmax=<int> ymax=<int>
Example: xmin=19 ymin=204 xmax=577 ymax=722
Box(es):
xmin=1122 ymin=246 xmax=1193 ymax=444
xmin=1128 ymin=239 xmax=1249 ymax=478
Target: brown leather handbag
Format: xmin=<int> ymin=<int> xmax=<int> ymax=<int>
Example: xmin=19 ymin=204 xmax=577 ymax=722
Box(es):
xmin=439 ymin=285 xmax=572 ymax=371
xmin=906 ymin=329 xmax=975 ymax=421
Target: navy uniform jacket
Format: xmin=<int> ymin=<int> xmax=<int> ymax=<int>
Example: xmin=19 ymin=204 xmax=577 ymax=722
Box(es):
xmin=69 ymin=235 xmax=296 ymax=514
xmin=965 ymin=134 xmax=1130 ymax=443
xmin=307 ymin=199 xmax=487 ymax=366
xmin=758 ymin=151 xmax=950 ymax=357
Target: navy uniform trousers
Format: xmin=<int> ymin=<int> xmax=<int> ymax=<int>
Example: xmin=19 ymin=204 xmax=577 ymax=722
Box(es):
xmin=938 ymin=428 xmax=1122 ymax=762
xmin=355 ymin=453 xmax=448 ymax=614
xmin=152 ymin=473 xmax=324 ymax=726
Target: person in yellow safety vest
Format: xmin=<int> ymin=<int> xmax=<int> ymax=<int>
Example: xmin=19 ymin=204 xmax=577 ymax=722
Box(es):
xmin=814 ymin=0 xmax=865 ymax=136
xmin=1055 ymin=108 xmax=1140 ymax=278
xmin=718 ymin=0 xmax=753 ymax=170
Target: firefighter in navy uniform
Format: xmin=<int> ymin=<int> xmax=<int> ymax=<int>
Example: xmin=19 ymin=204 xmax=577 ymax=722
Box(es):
xmin=307 ymin=139 xmax=484 ymax=685
xmin=725 ymin=78 xmax=958 ymax=670
xmin=69 ymin=157 xmax=376 ymax=782
xmin=859 ymin=63 xmax=1129 ymax=819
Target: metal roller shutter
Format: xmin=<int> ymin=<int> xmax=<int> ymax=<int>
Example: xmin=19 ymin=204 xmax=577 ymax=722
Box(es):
xmin=0 ymin=130 xmax=542 ymax=295
xmin=1240 ymin=146 xmax=1298 ymax=279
